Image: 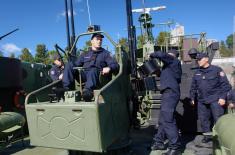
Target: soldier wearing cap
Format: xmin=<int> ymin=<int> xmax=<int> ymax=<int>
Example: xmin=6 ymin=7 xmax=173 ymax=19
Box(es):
xmin=190 ymin=52 xmax=231 ymax=143
xmin=62 ymin=33 xmax=119 ymax=101
xmin=49 ymin=53 xmax=64 ymax=81
xmin=149 ymin=50 xmax=182 ymax=155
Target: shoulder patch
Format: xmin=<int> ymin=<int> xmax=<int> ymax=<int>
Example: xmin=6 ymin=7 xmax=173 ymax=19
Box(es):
xmin=108 ymin=52 xmax=113 ymax=58
xmin=220 ymin=71 xmax=225 ymax=77
xmin=50 ymin=70 xmax=55 ymax=75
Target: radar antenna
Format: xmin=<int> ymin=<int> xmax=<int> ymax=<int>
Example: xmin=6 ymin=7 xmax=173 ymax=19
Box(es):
xmin=132 ymin=0 xmax=166 ymax=43
xmin=132 ymin=0 xmax=166 ymax=14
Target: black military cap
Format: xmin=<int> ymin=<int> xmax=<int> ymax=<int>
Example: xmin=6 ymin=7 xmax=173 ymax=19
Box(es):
xmin=53 ymin=53 xmax=60 ymax=60
xmin=91 ymin=33 xmax=104 ymax=40
xmin=168 ymin=49 xmax=179 ymax=57
xmin=196 ymin=52 xmax=208 ymax=60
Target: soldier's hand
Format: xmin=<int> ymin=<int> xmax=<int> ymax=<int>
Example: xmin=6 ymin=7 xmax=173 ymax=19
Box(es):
xmin=228 ymin=103 xmax=235 ymax=108
xmin=59 ymin=74 xmax=63 ymax=80
xmin=218 ymin=98 xmax=226 ymax=106
xmin=102 ymin=67 xmax=111 ymax=75
xmin=191 ymin=100 xmax=195 ymax=106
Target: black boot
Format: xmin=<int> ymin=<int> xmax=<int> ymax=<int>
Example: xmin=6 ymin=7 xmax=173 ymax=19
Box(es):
xmin=82 ymin=89 xmax=93 ymax=101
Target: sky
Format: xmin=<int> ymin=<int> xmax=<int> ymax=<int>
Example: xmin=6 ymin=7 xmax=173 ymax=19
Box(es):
xmin=0 ymin=0 xmax=234 ymax=57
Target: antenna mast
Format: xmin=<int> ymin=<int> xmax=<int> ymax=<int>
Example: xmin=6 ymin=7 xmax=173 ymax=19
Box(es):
xmin=86 ymin=0 xmax=92 ymax=25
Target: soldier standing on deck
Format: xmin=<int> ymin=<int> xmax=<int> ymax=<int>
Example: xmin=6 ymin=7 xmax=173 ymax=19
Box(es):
xmin=150 ymin=49 xmax=182 ymax=155
xmin=190 ymin=52 xmax=231 ymax=143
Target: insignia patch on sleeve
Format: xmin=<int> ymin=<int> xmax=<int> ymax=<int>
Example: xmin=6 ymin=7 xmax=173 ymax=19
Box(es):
xmin=220 ymin=71 xmax=225 ymax=77
xmin=50 ymin=70 xmax=55 ymax=75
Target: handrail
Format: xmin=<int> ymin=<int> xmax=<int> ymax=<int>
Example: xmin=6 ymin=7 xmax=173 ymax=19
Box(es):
xmin=24 ymin=80 xmax=62 ymax=105
xmin=69 ymin=31 xmax=118 ymax=56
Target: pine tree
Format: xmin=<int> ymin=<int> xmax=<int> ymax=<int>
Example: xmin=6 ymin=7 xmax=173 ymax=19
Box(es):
xmin=156 ymin=31 xmax=170 ymax=46
xmin=47 ymin=50 xmax=58 ymax=64
xmin=137 ymin=35 xmax=144 ymax=49
xmin=226 ymin=34 xmax=233 ymax=50
xmin=219 ymin=41 xmax=232 ymax=57
xmin=19 ymin=48 xmax=34 ymax=63
xmin=34 ymin=44 xmax=48 ymax=64
xmin=118 ymin=37 xmax=129 ymax=52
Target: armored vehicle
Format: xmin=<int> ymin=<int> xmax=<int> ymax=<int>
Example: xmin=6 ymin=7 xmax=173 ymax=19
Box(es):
xmin=14 ymin=0 xmax=230 ymax=155
xmin=0 ymin=29 xmax=53 ymax=150
xmin=25 ymin=31 xmax=131 ymax=153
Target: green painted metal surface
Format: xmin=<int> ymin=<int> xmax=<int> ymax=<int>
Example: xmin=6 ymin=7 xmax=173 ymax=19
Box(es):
xmin=21 ymin=62 xmax=52 ymax=103
xmin=26 ymin=103 xmax=102 ymax=152
xmin=21 ymin=62 xmax=52 ymax=93
xmin=25 ymin=36 xmax=131 ymax=152
xmin=0 ymin=57 xmax=22 ymax=88
xmin=0 ymin=111 xmax=25 ymax=149
xmin=213 ymin=112 xmax=235 ymax=155
xmin=0 ymin=112 xmax=25 ymax=132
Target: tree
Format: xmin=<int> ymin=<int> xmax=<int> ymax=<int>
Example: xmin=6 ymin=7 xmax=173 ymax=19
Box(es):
xmin=47 ymin=50 xmax=67 ymax=64
xmin=34 ymin=44 xmax=48 ymax=64
xmin=19 ymin=48 xmax=34 ymax=63
xmin=219 ymin=41 xmax=232 ymax=57
xmin=226 ymin=34 xmax=233 ymax=49
xmin=48 ymin=49 xmax=57 ymax=57
xmin=118 ymin=37 xmax=129 ymax=52
xmin=137 ymin=35 xmax=144 ymax=49
xmin=76 ymin=40 xmax=91 ymax=56
xmin=82 ymin=40 xmax=91 ymax=51
xmin=156 ymin=31 xmax=170 ymax=46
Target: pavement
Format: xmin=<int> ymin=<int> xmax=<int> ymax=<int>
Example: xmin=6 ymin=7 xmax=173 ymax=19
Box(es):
xmin=1 ymin=126 xmax=213 ymax=155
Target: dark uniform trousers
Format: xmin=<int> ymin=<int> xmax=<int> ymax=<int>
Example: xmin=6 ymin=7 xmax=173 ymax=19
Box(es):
xmin=153 ymin=89 xmax=181 ymax=149
xmin=198 ymin=102 xmax=224 ymax=132
xmin=63 ymin=61 xmax=100 ymax=91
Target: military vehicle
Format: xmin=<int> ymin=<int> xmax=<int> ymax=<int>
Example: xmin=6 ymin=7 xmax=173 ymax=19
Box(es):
xmin=0 ymin=29 xmax=52 ymax=151
xmin=0 ymin=29 xmax=26 ymax=150
xmin=2 ymin=0 xmax=230 ymax=155
xmin=213 ymin=109 xmax=235 ymax=155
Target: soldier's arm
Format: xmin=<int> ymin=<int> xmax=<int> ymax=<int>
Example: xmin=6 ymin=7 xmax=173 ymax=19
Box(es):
xmin=104 ymin=53 xmax=119 ymax=74
xmin=49 ymin=68 xmax=59 ymax=81
xmin=150 ymin=51 xmax=174 ymax=65
xmin=218 ymin=68 xmax=232 ymax=100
